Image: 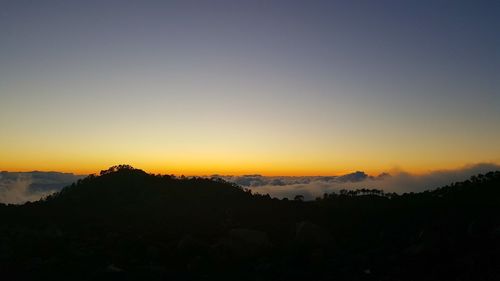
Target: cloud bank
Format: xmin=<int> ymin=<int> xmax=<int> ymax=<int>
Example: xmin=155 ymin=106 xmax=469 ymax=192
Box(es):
xmin=1 ymin=163 xmax=498 ymax=204
xmin=221 ymin=163 xmax=500 ymax=200
xmin=0 ymin=171 xmax=84 ymax=204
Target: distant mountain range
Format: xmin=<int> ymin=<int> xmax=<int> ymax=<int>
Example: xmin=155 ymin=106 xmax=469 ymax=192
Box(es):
xmin=2 ymin=163 xmax=500 ymax=204
xmin=0 ymin=169 xmax=385 ymax=204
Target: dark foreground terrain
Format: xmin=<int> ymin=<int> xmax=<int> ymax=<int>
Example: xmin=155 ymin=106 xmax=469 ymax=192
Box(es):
xmin=1 ymin=165 xmax=499 ymax=280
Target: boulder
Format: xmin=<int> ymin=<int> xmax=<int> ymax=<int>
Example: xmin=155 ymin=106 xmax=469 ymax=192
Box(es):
xmin=177 ymin=235 xmax=207 ymax=256
xmin=295 ymin=221 xmax=334 ymax=248
xmin=215 ymin=228 xmax=272 ymax=258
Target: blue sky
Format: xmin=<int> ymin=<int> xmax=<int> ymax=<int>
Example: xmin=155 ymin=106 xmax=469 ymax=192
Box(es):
xmin=1 ymin=0 xmax=499 ymax=174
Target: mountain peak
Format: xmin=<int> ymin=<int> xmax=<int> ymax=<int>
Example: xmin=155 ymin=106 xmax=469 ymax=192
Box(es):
xmin=98 ymin=164 xmax=146 ymax=176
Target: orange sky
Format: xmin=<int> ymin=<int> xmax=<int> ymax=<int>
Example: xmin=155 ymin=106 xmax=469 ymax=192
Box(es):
xmin=1 ymin=1 xmax=499 ymax=176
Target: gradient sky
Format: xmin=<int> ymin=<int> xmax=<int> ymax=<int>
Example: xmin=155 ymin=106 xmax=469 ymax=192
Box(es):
xmin=1 ymin=0 xmax=499 ymax=175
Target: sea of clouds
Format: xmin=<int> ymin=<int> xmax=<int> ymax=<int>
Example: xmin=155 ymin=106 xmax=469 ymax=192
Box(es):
xmin=0 ymin=171 xmax=84 ymax=204
xmin=1 ymin=163 xmax=498 ymax=204
xmin=220 ymin=163 xmax=500 ymax=200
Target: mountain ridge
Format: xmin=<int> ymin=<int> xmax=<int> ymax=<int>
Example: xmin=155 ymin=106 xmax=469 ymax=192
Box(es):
xmin=1 ymin=165 xmax=499 ymax=280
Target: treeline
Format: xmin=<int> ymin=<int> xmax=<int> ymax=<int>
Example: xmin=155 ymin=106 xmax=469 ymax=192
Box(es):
xmin=0 ymin=166 xmax=499 ymax=281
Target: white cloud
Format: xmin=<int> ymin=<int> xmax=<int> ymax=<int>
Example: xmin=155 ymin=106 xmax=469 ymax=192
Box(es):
xmin=225 ymin=163 xmax=500 ymax=200
xmin=0 ymin=172 xmax=83 ymax=204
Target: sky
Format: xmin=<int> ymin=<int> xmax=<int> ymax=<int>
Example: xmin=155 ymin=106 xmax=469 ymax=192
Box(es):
xmin=1 ymin=0 xmax=499 ymax=176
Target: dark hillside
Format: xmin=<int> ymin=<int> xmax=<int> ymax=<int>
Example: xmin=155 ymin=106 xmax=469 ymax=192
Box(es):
xmin=0 ymin=166 xmax=499 ymax=280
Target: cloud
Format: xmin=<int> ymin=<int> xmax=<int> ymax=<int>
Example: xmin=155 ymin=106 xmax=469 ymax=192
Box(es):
xmin=0 ymin=174 xmax=35 ymax=204
xmin=0 ymin=172 xmax=83 ymax=204
xmin=223 ymin=163 xmax=500 ymax=200
xmin=363 ymin=163 xmax=500 ymax=193
xmin=1 ymin=163 xmax=498 ymax=203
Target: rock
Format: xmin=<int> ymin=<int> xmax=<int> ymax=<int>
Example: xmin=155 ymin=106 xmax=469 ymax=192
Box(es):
xmin=177 ymin=235 xmax=207 ymax=256
xmin=215 ymin=228 xmax=272 ymax=258
xmin=229 ymin=228 xmax=272 ymax=247
xmin=106 ymin=264 xmax=123 ymax=273
xmin=295 ymin=221 xmax=334 ymax=248
xmin=406 ymin=228 xmax=442 ymax=255
xmin=490 ymin=225 xmax=500 ymax=238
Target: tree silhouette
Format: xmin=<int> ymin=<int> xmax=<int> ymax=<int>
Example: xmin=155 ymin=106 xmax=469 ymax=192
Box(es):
xmin=294 ymin=194 xmax=304 ymax=201
xmin=0 ymin=167 xmax=499 ymax=280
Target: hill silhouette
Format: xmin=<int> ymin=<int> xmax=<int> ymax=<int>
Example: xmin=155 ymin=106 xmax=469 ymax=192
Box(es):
xmin=1 ymin=165 xmax=499 ymax=280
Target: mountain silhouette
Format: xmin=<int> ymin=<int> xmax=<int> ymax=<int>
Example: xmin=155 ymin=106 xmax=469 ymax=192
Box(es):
xmin=1 ymin=165 xmax=499 ymax=280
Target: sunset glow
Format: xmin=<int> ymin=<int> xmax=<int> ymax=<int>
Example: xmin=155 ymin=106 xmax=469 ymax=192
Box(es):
xmin=1 ymin=1 xmax=498 ymax=176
